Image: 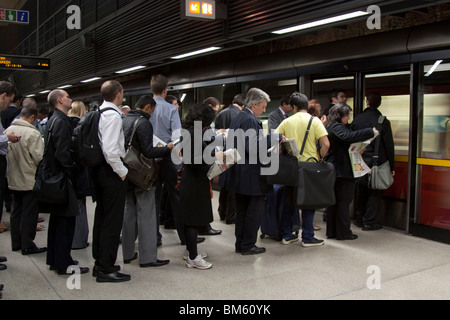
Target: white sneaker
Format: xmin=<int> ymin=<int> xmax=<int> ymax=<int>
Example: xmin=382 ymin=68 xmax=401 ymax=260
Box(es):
xmin=183 ymin=249 xmax=208 ymax=261
xmin=186 ymin=255 xmax=213 ymax=270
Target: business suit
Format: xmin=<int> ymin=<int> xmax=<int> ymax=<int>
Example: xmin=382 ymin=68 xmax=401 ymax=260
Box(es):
xmin=224 ymin=108 xmax=281 ymax=252
xmin=215 ymin=105 xmax=241 ymax=223
xmin=268 ymin=108 xmax=287 ymax=132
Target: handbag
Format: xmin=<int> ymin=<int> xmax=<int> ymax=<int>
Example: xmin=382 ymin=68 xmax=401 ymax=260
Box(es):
xmin=33 ymin=118 xmax=69 ymax=204
xmin=368 ymin=116 xmax=394 ymax=190
xmin=289 ymin=116 xmax=336 ymax=209
xmin=295 ymin=157 xmax=336 ymax=210
xmin=123 ymin=117 xmax=159 ymax=191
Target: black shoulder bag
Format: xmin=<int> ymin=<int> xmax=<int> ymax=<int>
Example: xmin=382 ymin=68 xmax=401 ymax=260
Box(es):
xmin=33 ymin=118 xmax=69 ymax=204
xmin=294 ymin=117 xmax=336 ymax=210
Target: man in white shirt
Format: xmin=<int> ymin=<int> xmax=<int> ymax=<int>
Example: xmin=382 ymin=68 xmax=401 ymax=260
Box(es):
xmin=92 ymin=80 xmax=130 ymax=283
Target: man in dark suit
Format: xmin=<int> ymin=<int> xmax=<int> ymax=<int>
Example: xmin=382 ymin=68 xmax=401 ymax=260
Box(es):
xmin=321 ymin=89 xmax=347 ymax=121
xmin=268 ymin=94 xmax=292 ymax=132
xmin=215 ymin=94 xmax=245 ymax=224
xmin=352 ymin=92 xmax=395 ymax=231
xmin=224 ymin=88 xmax=282 ymax=255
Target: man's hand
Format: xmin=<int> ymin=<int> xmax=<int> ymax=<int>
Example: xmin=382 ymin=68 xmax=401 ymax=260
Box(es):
xmin=7 ymin=132 xmax=21 ymax=144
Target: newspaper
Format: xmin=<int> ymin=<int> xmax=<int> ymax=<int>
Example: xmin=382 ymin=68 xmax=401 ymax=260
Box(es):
xmin=282 ymin=138 xmax=300 ymax=157
xmin=207 ymin=148 xmax=241 ymax=180
xmin=348 ymin=133 xmax=379 ymax=178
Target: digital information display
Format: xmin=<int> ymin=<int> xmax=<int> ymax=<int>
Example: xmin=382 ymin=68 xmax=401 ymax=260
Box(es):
xmin=0 ymin=55 xmax=50 ymax=71
xmin=184 ymin=0 xmax=216 ymax=20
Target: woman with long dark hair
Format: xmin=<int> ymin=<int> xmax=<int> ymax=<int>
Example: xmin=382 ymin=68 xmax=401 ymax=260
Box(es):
xmin=180 ymin=104 xmax=223 ymax=270
xmin=325 ymin=103 xmax=377 ymax=240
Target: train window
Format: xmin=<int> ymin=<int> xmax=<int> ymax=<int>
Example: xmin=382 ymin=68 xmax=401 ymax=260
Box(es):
xmin=241 ymin=77 xmax=298 ymax=119
xmin=312 ymin=76 xmax=355 ymax=121
xmin=364 ymin=71 xmax=411 ymax=157
xmin=422 ymin=60 xmax=450 ymax=160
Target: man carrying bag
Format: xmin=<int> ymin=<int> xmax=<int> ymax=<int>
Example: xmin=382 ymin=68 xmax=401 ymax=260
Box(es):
xmin=275 ymin=93 xmax=330 ymax=247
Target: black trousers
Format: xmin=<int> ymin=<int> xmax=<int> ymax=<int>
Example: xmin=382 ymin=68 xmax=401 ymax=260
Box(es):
xmin=47 ymin=214 xmax=76 ymax=270
xmin=92 ymin=163 xmax=127 ymax=274
xmin=218 ymin=187 xmax=236 ymax=223
xmin=157 ymin=157 xmax=185 ymax=243
xmin=355 ymin=177 xmax=382 ymax=226
xmin=235 ymin=194 xmax=265 ymax=252
xmin=326 ymin=178 xmax=356 ymax=239
xmin=10 ymin=191 xmax=38 ymax=251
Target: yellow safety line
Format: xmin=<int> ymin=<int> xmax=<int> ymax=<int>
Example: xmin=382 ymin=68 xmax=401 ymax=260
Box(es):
xmin=417 ymin=158 xmax=450 ymax=168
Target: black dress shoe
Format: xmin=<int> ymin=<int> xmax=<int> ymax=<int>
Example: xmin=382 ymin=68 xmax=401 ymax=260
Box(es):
xmin=363 ymin=224 xmax=383 ymax=231
xmin=241 ymin=246 xmax=266 ymax=256
xmin=92 ymin=265 xmax=120 ymax=277
xmin=337 ymin=234 xmax=358 ymax=240
xmin=199 ymin=229 xmax=222 ymax=236
xmin=0 ymin=257 xmax=6 ymax=263
xmin=57 ymin=266 xmax=90 ymax=275
xmin=96 ymin=271 xmax=131 ymax=283
xmin=124 ymin=252 xmax=138 ymax=264
xmin=0 ymin=284 xmax=3 ymax=291
xmin=22 ymin=247 xmax=47 ymax=256
xmin=0 ymin=264 xmax=6 ymax=271
xmin=140 ymin=259 xmax=170 ymax=268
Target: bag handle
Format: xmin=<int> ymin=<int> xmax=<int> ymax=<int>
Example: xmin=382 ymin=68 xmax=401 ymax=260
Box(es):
xmin=373 ymin=116 xmax=386 ymax=166
xmin=300 ymin=116 xmax=314 ymax=157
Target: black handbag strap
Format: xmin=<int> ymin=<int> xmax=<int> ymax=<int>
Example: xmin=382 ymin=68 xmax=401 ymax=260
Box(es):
xmin=127 ymin=116 xmax=145 ymax=150
xmin=300 ymin=116 xmax=314 ymax=157
xmin=373 ymin=116 xmax=386 ymax=166
xmin=43 ymin=117 xmax=59 ymax=157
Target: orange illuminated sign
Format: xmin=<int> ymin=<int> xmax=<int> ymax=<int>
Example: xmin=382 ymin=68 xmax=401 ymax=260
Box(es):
xmin=185 ymin=0 xmax=216 ymax=20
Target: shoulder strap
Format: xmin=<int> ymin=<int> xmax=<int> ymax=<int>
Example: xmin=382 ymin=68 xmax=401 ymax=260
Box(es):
xmin=373 ymin=116 xmax=386 ymax=165
xmin=128 ymin=116 xmax=145 ymax=149
xmin=43 ymin=117 xmax=59 ymax=156
xmin=99 ymin=107 xmax=121 ymax=115
xmin=300 ymin=116 xmax=314 ymax=156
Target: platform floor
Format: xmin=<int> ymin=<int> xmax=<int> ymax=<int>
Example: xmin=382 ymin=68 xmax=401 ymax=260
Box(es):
xmin=0 ymin=191 xmax=449 ymax=301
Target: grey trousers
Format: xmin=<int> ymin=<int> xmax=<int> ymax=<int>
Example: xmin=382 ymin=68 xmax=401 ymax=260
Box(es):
xmin=122 ymin=186 xmax=158 ymax=265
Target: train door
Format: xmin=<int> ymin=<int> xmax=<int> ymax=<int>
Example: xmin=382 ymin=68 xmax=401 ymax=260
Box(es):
xmin=362 ymin=70 xmax=411 ymax=230
xmin=410 ymin=59 xmax=450 ymax=243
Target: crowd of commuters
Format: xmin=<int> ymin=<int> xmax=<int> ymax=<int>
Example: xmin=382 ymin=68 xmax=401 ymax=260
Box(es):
xmin=0 ymin=77 xmax=395 ymax=293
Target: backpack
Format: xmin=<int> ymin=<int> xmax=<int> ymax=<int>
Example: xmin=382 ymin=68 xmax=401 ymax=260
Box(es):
xmin=72 ymin=107 xmax=119 ymax=167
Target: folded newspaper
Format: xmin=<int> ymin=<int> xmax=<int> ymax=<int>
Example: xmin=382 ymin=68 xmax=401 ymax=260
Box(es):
xmin=207 ymin=149 xmax=241 ymax=180
xmin=348 ymin=132 xmax=379 ymax=178
xmin=282 ymin=138 xmax=300 ymax=157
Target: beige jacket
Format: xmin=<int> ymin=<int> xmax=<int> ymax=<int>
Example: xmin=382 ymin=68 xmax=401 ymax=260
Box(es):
xmin=4 ymin=119 xmax=44 ymax=191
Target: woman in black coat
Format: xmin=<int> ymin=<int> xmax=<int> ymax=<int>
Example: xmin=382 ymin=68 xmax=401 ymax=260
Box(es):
xmin=180 ymin=104 xmax=223 ymax=270
xmin=325 ymin=104 xmax=376 ymax=240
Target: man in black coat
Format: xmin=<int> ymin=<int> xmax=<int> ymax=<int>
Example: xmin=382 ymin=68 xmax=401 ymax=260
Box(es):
xmin=215 ymin=94 xmax=245 ymax=224
xmin=44 ymin=90 xmax=89 ymax=275
xmin=224 ymin=88 xmax=282 ymax=255
xmin=352 ymin=92 xmax=395 ymax=231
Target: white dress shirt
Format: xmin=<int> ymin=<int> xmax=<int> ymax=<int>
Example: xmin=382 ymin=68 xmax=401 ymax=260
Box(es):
xmin=98 ymin=101 xmax=128 ymax=178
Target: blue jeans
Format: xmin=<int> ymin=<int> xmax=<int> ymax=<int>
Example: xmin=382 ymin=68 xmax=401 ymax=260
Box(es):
xmin=301 ymin=209 xmax=316 ymax=242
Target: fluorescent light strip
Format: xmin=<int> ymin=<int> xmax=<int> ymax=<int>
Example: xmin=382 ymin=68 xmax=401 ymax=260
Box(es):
xmin=39 ymin=90 xmax=51 ymax=94
xmin=57 ymin=85 xmax=72 ymax=89
xmin=26 ymin=94 xmax=36 ymax=98
xmin=171 ymin=47 xmax=221 ymax=60
xmin=272 ymin=11 xmax=369 ymax=35
xmin=81 ymin=77 xmax=102 ymax=83
xmin=425 ymin=60 xmax=443 ymax=77
xmin=115 ymin=66 xmax=146 ymax=74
